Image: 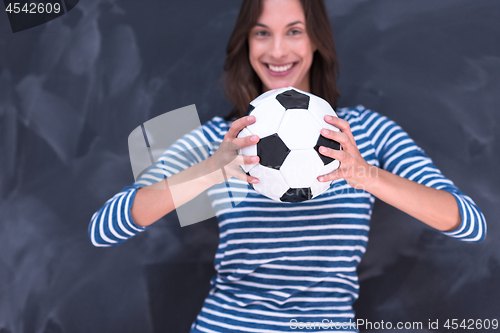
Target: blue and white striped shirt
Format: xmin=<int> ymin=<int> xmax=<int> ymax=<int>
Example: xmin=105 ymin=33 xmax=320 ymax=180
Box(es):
xmin=89 ymin=105 xmax=486 ymax=332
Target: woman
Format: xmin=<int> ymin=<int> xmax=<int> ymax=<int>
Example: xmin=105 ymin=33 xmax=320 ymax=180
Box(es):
xmin=89 ymin=0 xmax=486 ymax=331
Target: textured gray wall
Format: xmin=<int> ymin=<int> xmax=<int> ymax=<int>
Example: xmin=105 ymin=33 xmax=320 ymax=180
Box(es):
xmin=0 ymin=0 xmax=499 ymax=332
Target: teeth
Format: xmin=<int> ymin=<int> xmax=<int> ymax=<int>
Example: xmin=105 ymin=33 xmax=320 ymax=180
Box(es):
xmin=268 ymin=63 xmax=294 ymax=72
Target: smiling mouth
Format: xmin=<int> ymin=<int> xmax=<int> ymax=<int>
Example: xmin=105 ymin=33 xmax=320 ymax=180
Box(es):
xmin=266 ymin=63 xmax=295 ymax=73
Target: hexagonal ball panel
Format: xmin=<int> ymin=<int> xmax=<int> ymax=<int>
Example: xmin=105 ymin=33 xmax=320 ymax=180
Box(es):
xmin=319 ymin=159 xmax=340 ymax=177
xmin=310 ymin=178 xmax=332 ymax=198
xmin=307 ymin=95 xmax=340 ymax=133
xmin=276 ymin=89 xmax=310 ymax=110
xmin=280 ymin=149 xmax=323 ymax=188
xmin=257 ymin=134 xmax=290 ymax=170
xmin=278 ymin=109 xmax=322 ymax=150
xmin=246 ymin=98 xmax=286 ymax=139
xmin=314 ymin=135 xmax=341 ymax=165
xmin=237 ymin=127 xmax=258 ymax=173
xmin=250 ymin=87 xmax=290 ymax=107
xmin=250 ymin=164 xmax=289 ymax=201
xmin=280 ymin=188 xmax=312 ymax=203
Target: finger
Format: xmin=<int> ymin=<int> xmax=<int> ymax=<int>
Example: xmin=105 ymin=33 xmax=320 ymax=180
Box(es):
xmin=233 ymin=154 xmax=259 ymax=168
xmin=242 ymin=155 xmax=259 ymax=165
xmin=318 ymin=146 xmax=346 ymax=161
xmin=320 ymin=129 xmax=349 ymax=147
xmin=232 ymin=156 xmax=259 ymax=184
xmin=324 ymin=115 xmax=352 ymax=135
xmin=233 ymin=134 xmax=259 ymax=150
xmin=318 ymin=169 xmax=340 ymax=182
xmin=233 ymin=164 xmax=259 ymax=184
xmin=246 ymin=174 xmax=259 ymax=184
xmin=226 ymin=115 xmax=256 ymax=140
xmin=241 ymin=168 xmax=259 ymax=184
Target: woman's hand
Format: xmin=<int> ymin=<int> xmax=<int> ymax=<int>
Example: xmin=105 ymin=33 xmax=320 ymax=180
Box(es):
xmin=316 ymin=115 xmax=462 ymax=231
xmin=210 ymin=115 xmax=260 ymax=185
xmin=317 ymin=115 xmax=378 ymax=190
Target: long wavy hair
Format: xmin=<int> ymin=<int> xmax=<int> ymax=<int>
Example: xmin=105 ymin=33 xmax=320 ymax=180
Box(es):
xmin=223 ymin=0 xmax=341 ymax=121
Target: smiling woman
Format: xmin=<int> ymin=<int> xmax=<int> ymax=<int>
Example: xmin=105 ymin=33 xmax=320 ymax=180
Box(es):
xmin=223 ymin=0 xmax=340 ymax=121
xmin=87 ymin=0 xmax=488 ymax=332
xmin=247 ymin=0 xmax=316 ymax=92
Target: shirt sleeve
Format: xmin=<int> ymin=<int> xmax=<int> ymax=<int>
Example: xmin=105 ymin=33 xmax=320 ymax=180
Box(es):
xmin=88 ymin=120 xmax=222 ymax=247
xmin=361 ymin=107 xmax=486 ymax=242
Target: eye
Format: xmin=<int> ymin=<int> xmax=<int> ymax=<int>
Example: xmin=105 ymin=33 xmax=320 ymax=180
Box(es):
xmin=288 ymin=29 xmax=302 ymax=36
xmin=255 ymin=30 xmax=270 ymax=37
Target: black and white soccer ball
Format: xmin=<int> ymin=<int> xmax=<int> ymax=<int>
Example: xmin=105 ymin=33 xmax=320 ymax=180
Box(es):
xmin=237 ymin=87 xmax=342 ymax=203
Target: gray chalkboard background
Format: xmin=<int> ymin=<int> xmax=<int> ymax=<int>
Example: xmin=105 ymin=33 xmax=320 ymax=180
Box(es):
xmin=1 ymin=0 xmax=499 ymax=332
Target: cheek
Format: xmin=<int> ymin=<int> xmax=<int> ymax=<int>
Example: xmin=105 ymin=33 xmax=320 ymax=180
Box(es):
xmin=301 ymin=45 xmax=315 ymax=67
xmin=249 ymin=54 xmax=261 ymax=74
xmin=248 ymin=42 xmax=263 ymax=63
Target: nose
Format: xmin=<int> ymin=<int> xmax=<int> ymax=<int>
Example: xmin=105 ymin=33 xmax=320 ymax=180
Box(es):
xmin=270 ymin=35 xmax=288 ymax=60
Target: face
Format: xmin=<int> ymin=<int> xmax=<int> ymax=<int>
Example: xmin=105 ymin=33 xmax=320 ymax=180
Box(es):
xmin=248 ymin=0 xmax=317 ymax=93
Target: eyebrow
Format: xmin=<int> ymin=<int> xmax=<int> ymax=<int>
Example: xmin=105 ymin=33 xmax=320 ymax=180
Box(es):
xmin=255 ymin=20 xmax=304 ymax=28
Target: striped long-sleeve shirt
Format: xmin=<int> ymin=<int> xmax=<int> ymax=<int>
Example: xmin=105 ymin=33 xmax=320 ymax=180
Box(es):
xmin=89 ymin=105 xmax=486 ymax=332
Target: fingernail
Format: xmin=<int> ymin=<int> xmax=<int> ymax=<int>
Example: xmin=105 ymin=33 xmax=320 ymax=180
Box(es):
xmin=248 ymin=116 xmax=255 ymax=121
xmin=321 ymin=129 xmax=329 ymax=135
xmin=318 ymin=177 xmax=324 ymax=182
xmin=251 ymin=156 xmax=259 ymax=162
xmin=325 ymin=115 xmax=332 ymax=121
xmin=251 ymin=179 xmax=259 ymax=183
xmin=251 ymin=135 xmax=258 ymax=142
xmin=320 ymin=147 xmax=327 ymax=153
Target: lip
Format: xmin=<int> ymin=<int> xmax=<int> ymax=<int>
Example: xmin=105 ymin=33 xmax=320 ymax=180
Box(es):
xmin=263 ymin=61 xmax=297 ymax=77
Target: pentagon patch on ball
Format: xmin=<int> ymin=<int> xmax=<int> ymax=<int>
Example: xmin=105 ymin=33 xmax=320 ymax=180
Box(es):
xmin=243 ymin=104 xmax=255 ymax=117
xmin=257 ymin=134 xmax=290 ymax=170
xmin=276 ymin=89 xmax=310 ymax=110
xmin=237 ymin=87 xmax=342 ymax=203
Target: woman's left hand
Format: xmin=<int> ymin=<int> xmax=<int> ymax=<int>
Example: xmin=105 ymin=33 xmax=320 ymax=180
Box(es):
xmin=317 ymin=115 xmax=378 ymax=189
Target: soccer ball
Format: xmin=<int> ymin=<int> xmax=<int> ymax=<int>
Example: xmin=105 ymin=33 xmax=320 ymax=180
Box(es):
xmin=237 ymin=87 xmax=342 ymax=203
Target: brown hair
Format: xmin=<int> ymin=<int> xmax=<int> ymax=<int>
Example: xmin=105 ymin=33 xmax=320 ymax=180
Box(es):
xmin=222 ymin=0 xmax=341 ymax=121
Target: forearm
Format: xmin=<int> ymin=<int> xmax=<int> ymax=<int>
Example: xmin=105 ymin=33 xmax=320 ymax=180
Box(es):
xmin=363 ymin=167 xmax=461 ymax=232
xmin=131 ymin=158 xmax=223 ymax=227
xmin=319 ymin=111 xmax=484 ymax=241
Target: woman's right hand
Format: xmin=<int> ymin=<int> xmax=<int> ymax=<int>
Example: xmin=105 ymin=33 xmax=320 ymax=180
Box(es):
xmin=210 ymin=115 xmax=260 ymax=185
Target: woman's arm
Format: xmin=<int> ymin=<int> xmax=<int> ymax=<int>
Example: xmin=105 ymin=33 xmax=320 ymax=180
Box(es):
xmin=131 ymin=157 xmax=220 ymax=227
xmin=132 ymin=116 xmax=259 ymax=227
xmin=88 ymin=160 xmax=222 ymax=247
xmin=361 ymin=167 xmax=460 ymax=231
xmin=317 ymin=111 xmax=486 ymax=241
xmin=88 ymin=116 xmax=259 ymax=246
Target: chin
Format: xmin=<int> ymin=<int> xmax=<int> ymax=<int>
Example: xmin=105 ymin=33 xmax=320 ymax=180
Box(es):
xmin=265 ymin=81 xmax=299 ymax=91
